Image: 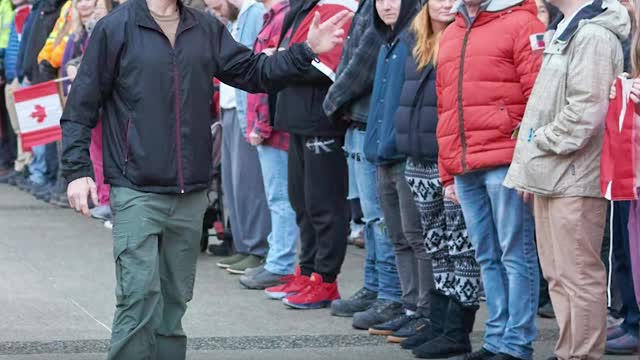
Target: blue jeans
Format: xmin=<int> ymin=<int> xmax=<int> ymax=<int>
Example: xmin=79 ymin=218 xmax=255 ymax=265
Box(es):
xmin=29 ymin=145 xmax=47 ymax=185
xmin=256 ymin=145 xmax=298 ymax=275
xmin=455 ymin=167 xmax=539 ymax=360
xmin=345 ymin=128 xmax=402 ymax=303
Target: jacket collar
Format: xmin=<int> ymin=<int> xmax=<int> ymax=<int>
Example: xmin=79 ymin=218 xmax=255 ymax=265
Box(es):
xmin=133 ymin=0 xmax=198 ymax=35
xmin=548 ymin=0 xmax=604 ymax=42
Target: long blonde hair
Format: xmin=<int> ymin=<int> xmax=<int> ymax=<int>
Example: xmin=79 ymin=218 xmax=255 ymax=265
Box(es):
xmin=410 ymin=4 xmax=444 ymax=70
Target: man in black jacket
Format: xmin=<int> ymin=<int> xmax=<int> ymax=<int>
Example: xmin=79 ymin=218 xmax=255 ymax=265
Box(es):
xmin=61 ymin=0 xmax=349 ymax=357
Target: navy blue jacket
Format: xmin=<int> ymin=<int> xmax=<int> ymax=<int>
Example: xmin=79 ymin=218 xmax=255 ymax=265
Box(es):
xmin=395 ymin=33 xmax=438 ymax=163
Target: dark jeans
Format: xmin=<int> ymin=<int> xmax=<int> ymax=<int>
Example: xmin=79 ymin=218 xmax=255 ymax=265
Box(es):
xmin=610 ymin=201 xmax=640 ymax=334
xmin=378 ymin=161 xmax=434 ymax=315
xmin=288 ymin=134 xmax=349 ymax=281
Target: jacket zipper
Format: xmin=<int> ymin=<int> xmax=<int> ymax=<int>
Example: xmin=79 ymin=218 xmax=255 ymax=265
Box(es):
xmin=457 ymin=27 xmax=472 ymax=173
xmin=173 ymin=55 xmax=185 ymax=194
xmin=122 ymin=119 xmax=131 ymax=175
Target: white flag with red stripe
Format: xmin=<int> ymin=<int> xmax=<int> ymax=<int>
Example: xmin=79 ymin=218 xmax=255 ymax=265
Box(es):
xmin=14 ymin=81 xmax=63 ymax=151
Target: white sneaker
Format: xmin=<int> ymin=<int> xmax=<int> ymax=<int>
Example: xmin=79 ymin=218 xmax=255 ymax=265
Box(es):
xmin=104 ymin=220 xmax=113 ymax=230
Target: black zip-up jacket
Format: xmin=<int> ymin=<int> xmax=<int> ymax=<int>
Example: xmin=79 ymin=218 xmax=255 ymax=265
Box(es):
xmin=395 ymin=32 xmax=438 ymax=163
xmin=18 ymin=0 xmax=66 ymax=83
xmin=271 ymin=0 xmax=346 ymax=137
xmin=61 ymin=0 xmax=315 ymax=194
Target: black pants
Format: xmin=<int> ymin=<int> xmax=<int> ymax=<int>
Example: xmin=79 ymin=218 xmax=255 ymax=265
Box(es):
xmin=288 ymin=134 xmax=349 ymax=282
xmin=610 ymin=201 xmax=640 ymax=334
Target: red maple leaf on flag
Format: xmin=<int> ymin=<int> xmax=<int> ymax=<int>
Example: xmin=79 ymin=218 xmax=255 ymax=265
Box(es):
xmin=30 ymin=105 xmax=47 ymax=123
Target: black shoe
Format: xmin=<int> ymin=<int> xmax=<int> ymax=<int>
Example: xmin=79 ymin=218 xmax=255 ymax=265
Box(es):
xmin=387 ymin=316 xmax=429 ymax=343
xmin=331 ymin=287 xmax=377 ymax=317
xmin=413 ymin=298 xmax=478 ymax=358
xmin=369 ymin=313 xmax=416 ymax=336
xmin=460 ymin=349 xmax=497 ymax=360
xmin=0 ymin=169 xmax=16 ymax=184
xmin=401 ymin=290 xmax=450 ymax=350
xmin=538 ymin=302 xmax=555 ymax=319
xmin=352 ymin=299 xmax=404 ymax=330
xmin=489 ymin=354 xmax=520 ymax=360
xmin=7 ymin=172 xmax=24 ymax=186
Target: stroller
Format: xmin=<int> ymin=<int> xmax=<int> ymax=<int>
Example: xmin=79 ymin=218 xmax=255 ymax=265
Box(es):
xmin=200 ymin=83 xmax=233 ymax=255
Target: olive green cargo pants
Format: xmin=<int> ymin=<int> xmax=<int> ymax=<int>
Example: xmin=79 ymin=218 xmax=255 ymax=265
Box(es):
xmin=108 ymin=187 xmax=208 ymax=360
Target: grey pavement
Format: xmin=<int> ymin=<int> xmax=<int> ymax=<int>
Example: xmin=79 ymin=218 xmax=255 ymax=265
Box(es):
xmin=0 ymin=184 xmax=635 ymax=360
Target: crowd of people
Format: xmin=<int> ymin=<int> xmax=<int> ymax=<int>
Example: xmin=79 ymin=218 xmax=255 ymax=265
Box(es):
xmin=1 ymin=0 xmax=640 ymax=357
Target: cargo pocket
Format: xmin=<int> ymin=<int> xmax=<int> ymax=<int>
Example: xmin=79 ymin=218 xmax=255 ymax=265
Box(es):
xmin=112 ymin=222 xmax=129 ymax=303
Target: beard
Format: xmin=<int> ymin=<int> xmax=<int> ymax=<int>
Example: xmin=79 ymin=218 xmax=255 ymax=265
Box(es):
xmin=226 ymin=2 xmax=240 ymax=21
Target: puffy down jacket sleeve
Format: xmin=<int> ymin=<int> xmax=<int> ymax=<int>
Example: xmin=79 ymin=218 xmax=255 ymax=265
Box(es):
xmin=513 ymin=20 xmax=545 ymax=100
xmin=534 ymin=26 xmax=620 ymax=155
xmin=61 ymin=21 xmax=120 ymax=183
xmin=436 ymin=61 xmax=454 ymax=187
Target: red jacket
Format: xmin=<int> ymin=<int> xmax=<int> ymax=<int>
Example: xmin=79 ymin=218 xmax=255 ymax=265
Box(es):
xmin=436 ymin=0 xmax=544 ymax=186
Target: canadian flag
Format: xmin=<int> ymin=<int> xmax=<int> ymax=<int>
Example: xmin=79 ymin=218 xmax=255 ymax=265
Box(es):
xmin=14 ymin=80 xmax=63 ymax=151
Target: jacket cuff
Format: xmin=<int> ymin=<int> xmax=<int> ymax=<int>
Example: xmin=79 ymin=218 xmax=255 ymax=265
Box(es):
xmin=64 ymin=167 xmax=94 ymax=185
xmin=441 ymin=177 xmax=454 ymax=188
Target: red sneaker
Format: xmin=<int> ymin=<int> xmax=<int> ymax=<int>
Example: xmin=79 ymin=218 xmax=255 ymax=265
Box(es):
xmin=282 ymin=273 xmax=341 ymax=310
xmin=264 ymin=266 xmax=309 ymax=300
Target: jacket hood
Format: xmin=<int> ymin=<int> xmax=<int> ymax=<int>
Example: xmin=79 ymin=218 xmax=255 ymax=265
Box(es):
xmin=550 ymin=0 xmax=630 ymax=42
xmin=373 ymin=0 xmax=421 ymax=41
xmin=454 ymin=0 xmax=537 ymax=25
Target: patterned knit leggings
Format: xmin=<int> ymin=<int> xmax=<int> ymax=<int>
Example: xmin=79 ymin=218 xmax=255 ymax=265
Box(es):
xmin=405 ymin=159 xmax=481 ymax=306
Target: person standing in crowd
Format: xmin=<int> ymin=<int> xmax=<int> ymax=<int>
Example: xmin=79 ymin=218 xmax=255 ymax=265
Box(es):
xmin=0 ymin=0 xmax=30 ymax=184
xmin=436 ymin=0 xmax=544 ymax=358
xmin=7 ymin=0 xmax=65 ymax=193
xmin=208 ymin=0 xmax=272 ymax=275
xmin=323 ymin=0 xmax=405 ymax=330
xmin=263 ymin=0 xmax=354 ymax=310
xmin=396 ymin=0 xmax=482 ymax=358
xmin=61 ymin=0 xmax=352 ymax=354
xmin=60 ymin=0 xmax=113 ymax=224
xmin=602 ymin=0 xmax=640 ymax=355
xmin=238 ymin=0 xmax=299 ymax=289
xmin=361 ymin=0 xmax=434 ymax=344
xmin=33 ymin=0 xmax=73 ymax=207
xmin=504 ymin=0 xmax=629 ymax=358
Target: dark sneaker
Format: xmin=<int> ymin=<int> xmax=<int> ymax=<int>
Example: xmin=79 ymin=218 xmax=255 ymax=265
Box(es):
xmin=244 ymin=264 xmax=266 ymax=277
xmin=461 ymin=349 xmax=497 ymax=360
xmin=226 ymin=255 xmax=264 ymax=275
xmin=216 ymin=253 xmax=248 ymax=269
xmin=0 ymin=169 xmax=16 ymax=183
xmin=607 ymin=325 xmax=627 ymax=341
xmin=330 ymin=287 xmax=378 ymax=317
xmin=537 ymin=302 xmax=555 ymax=319
xmin=239 ymin=268 xmax=288 ymax=290
xmin=369 ymin=313 xmax=416 ymax=336
xmin=352 ymin=299 xmax=404 ymax=330
xmin=606 ymin=332 xmax=639 ymax=355
xmin=488 ymin=354 xmax=520 ymax=360
xmin=387 ymin=316 xmax=429 ymax=343
xmin=90 ymin=205 xmax=112 ymax=221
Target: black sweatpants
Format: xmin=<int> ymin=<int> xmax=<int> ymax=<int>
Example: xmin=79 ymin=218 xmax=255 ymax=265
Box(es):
xmin=288 ymin=133 xmax=349 ymax=282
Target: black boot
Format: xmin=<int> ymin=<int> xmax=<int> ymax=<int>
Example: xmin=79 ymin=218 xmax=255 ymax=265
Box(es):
xmin=412 ymin=297 xmax=478 ymax=359
xmin=401 ymin=289 xmax=449 ymax=350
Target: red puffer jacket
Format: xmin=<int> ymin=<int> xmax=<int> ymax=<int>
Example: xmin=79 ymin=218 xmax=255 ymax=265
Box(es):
xmin=436 ymin=0 xmax=544 ymax=186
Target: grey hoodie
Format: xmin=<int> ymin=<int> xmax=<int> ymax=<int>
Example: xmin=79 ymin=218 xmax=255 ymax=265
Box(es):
xmin=504 ymin=0 xmax=630 ymax=197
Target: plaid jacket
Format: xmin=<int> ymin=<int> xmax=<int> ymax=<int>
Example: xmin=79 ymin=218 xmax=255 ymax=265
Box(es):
xmin=323 ymin=0 xmax=382 ymax=123
xmin=245 ymin=0 xmax=290 ymax=151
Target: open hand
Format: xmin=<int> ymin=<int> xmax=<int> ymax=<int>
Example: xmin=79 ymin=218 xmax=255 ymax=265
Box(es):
xmin=67 ymin=177 xmax=99 ymax=217
xmin=306 ymin=10 xmax=353 ymax=55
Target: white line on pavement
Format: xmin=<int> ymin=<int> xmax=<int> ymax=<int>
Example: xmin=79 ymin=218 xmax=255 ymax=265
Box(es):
xmin=69 ymin=299 xmax=112 ymax=333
